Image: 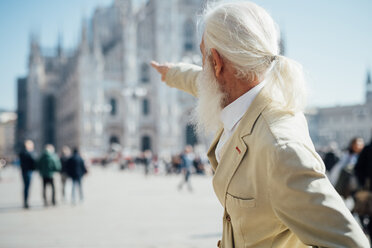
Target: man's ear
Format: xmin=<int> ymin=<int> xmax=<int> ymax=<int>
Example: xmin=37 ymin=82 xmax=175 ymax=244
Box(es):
xmin=211 ymin=48 xmax=223 ymax=77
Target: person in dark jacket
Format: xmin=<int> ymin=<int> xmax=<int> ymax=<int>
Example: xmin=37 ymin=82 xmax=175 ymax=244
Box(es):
xmin=355 ymin=138 xmax=372 ymax=191
xmin=37 ymin=144 xmax=61 ymax=206
xmin=323 ymin=142 xmax=339 ymax=172
xmin=19 ymin=140 xmax=36 ymax=209
xmin=66 ymin=148 xmax=87 ymax=204
xmin=355 ymin=137 xmax=372 ymax=239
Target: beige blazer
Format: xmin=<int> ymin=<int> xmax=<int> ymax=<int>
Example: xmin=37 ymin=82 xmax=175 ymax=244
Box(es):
xmin=165 ymin=63 xmax=369 ymax=248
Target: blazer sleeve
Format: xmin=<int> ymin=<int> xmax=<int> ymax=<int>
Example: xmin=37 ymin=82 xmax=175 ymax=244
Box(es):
xmin=268 ymin=142 xmax=369 ymax=248
xmin=164 ymin=63 xmax=202 ymax=97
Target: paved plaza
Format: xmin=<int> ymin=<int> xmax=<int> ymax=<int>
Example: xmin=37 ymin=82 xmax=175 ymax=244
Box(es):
xmin=0 ymin=165 xmax=223 ymax=248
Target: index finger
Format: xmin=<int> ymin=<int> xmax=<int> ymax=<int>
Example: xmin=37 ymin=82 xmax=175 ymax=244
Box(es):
xmin=150 ymin=61 xmax=160 ymax=69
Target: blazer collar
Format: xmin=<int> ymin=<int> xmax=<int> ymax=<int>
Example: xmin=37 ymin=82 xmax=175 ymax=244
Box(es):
xmin=237 ymin=88 xmax=272 ymax=137
xmin=219 ymin=79 xmax=267 ymax=132
xmin=207 ymin=89 xmax=272 ymax=205
xmin=207 ymin=90 xmax=271 ymax=168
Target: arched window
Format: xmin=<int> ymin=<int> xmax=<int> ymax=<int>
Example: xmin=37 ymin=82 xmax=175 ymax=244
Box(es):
xmin=183 ymin=20 xmax=195 ymax=52
xmin=140 ymin=63 xmax=149 ymax=83
xmin=185 ymin=124 xmax=198 ymax=146
xmin=109 ymin=135 xmax=120 ymax=145
xmin=110 ymin=98 xmax=117 ymax=116
xmin=142 ymin=98 xmax=149 ymax=116
xmin=141 ymin=135 xmax=151 ymax=151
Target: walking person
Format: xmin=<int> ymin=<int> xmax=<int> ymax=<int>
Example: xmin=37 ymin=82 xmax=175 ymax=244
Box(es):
xmin=19 ymin=140 xmax=36 ymax=209
xmin=151 ymin=1 xmax=368 ymax=246
xmin=323 ymin=142 xmax=340 ymax=172
xmin=355 ymin=135 xmax=372 ymax=241
xmin=37 ymin=144 xmax=61 ymax=206
xmin=330 ymin=137 xmax=364 ymax=199
xmin=60 ymin=146 xmax=71 ymax=201
xmin=178 ymin=145 xmax=194 ymax=192
xmin=66 ymin=148 xmax=87 ymax=204
xmin=143 ymin=150 xmax=152 ymax=176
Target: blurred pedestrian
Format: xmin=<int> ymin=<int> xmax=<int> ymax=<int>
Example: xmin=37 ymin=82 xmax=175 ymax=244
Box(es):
xmin=19 ymin=140 xmax=36 ymax=209
xmin=143 ymin=150 xmax=152 ymax=176
xmin=355 ymin=136 xmax=372 ymax=191
xmin=178 ymin=145 xmax=194 ymax=192
xmin=193 ymin=155 xmax=205 ymax=175
xmin=66 ymin=148 xmax=87 ymax=204
xmin=60 ymin=146 xmax=71 ymax=201
xmin=354 ymin=136 xmax=372 ymax=240
xmin=152 ymin=155 xmax=159 ymax=174
xmin=330 ymin=137 xmax=364 ymax=199
xmin=171 ymin=155 xmax=182 ymax=174
xmin=0 ymin=158 xmax=6 ymax=180
xmin=37 ymin=144 xmax=61 ymax=206
xmin=323 ymin=142 xmax=340 ymax=172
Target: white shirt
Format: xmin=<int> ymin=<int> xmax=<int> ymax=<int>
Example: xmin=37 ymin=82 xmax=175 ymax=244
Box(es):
xmin=215 ymin=81 xmax=266 ymax=163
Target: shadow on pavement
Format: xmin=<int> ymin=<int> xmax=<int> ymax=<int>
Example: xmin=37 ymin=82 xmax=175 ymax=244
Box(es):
xmin=0 ymin=204 xmax=45 ymax=214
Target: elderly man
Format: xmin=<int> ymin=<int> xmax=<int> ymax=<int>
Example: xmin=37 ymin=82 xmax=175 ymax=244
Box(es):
xmin=151 ymin=1 xmax=368 ymax=247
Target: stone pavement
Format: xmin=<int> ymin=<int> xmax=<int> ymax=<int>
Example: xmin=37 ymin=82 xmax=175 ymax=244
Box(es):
xmin=0 ymin=165 xmax=223 ymax=248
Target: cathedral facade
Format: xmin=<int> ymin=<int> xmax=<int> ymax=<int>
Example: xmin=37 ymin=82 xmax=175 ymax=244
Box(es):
xmin=18 ymin=0 xmax=370 ymax=157
xmin=17 ymin=0 xmax=205 ymax=158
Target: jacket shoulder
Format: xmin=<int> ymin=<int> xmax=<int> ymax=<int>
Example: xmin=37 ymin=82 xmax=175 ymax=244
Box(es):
xmin=260 ymin=107 xmax=313 ymax=147
xmin=257 ymin=107 xmax=326 ymax=174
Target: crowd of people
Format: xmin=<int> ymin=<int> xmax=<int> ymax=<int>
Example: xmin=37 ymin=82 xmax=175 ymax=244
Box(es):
xmin=101 ymin=146 xmax=209 ymax=178
xmin=14 ymin=135 xmax=372 ymax=239
xmin=18 ymin=140 xmax=87 ymax=209
xmin=320 ymin=136 xmax=372 ymax=239
xmin=114 ymin=145 xmax=209 ymax=192
xmin=120 ymin=145 xmax=205 ymax=192
xmin=16 ymin=139 xmax=210 ymax=209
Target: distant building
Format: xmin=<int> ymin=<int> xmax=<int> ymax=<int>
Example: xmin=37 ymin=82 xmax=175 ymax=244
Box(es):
xmin=306 ymin=71 xmax=372 ymax=149
xmin=17 ymin=0 xmax=205 ymax=158
xmin=0 ymin=111 xmax=17 ymax=161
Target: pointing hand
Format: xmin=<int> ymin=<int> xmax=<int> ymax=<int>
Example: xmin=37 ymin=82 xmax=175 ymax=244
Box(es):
xmin=150 ymin=61 xmax=174 ymax=82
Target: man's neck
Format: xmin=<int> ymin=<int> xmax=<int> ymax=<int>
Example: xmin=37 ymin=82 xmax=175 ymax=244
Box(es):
xmin=223 ymin=80 xmax=261 ymax=107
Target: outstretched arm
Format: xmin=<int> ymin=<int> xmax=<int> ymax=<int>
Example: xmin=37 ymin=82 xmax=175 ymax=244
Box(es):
xmin=151 ymin=61 xmax=202 ymax=97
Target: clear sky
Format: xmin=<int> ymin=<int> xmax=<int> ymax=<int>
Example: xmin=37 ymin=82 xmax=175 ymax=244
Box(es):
xmin=0 ymin=0 xmax=371 ymax=111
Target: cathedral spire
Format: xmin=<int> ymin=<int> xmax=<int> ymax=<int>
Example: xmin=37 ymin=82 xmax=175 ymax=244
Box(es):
xmin=79 ymin=19 xmax=89 ymax=53
xmin=56 ymin=32 xmax=63 ymax=57
xmin=29 ymin=32 xmax=41 ymax=66
xmin=366 ymin=69 xmax=372 ymax=103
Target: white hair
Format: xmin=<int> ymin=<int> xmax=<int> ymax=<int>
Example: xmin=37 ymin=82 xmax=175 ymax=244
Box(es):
xmin=200 ymin=1 xmax=307 ymax=112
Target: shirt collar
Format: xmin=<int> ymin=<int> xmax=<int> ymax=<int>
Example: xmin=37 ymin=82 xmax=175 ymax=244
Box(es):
xmin=220 ymin=80 xmax=266 ymax=131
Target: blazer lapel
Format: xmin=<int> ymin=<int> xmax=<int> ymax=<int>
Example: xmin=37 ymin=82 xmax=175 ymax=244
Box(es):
xmin=207 ymin=128 xmax=223 ymax=172
xmin=211 ymin=90 xmax=272 ymax=206
xmin=212 ymin=134 xmax=248 ymax=205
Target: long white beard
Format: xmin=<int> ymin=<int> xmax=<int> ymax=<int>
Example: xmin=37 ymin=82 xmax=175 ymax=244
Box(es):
xmin=192 ymin=62 xmax=226 ymax=135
